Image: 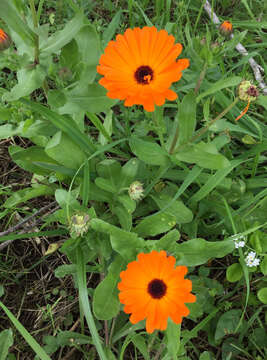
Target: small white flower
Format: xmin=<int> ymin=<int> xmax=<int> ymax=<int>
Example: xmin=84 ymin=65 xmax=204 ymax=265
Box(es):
xmin=234 ymin=241 xmax=245 ymax=248
xmin=252 ymin=258 xmax=260 ymax=267
xmin=245 ymin=252 xmax=260 ymax=267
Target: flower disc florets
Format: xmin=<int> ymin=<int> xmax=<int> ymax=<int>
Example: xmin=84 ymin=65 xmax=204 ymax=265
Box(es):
xmin=128 ymin=181 xmax=144 ymax=201
xmin=70 ymin=213 xmax=90 ymax=238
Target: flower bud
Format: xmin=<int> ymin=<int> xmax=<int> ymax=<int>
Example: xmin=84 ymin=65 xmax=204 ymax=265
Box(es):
xmin=220 ymin=21 xmax=233 ymax=37
xmin=0 ymin=28 xmax=11 ymax=51
xmin=128 ymin=181 xmax=144 ymax=201
xmin=238 ymin=80 xmax=259 ymax=102
xmin=70 ymin=213 xmax=90 ymax=238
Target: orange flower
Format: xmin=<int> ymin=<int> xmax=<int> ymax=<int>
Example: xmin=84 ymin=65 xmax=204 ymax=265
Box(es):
xmin=220 ymin=21 xmax=233 ymax=36
xmin=0 ymin=29 xmax=11 ymax=51
xmin=118 ymin=250 xmax=196 ymax=333
xmin=97 ymin=26 xmax=189 ymax=112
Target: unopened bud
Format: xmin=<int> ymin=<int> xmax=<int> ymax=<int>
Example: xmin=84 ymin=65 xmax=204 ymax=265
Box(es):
xmin=238 ymin=81 xmax=259 ymax=102
xmin=220 ymin=21 xmax=233 ymax=37
xmin=128 ymin=181 xmax=144 ymax=201
xmin=70 ymin=213 xmax=90 ymax=238
xmin=0 ymin=29 xmax=11 ymax=51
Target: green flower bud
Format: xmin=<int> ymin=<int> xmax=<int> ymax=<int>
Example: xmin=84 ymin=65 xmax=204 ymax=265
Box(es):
xmin=70 ymin=213 xmax=90 ymax=238
xmin=128 ymin=181 xmax=144 ymax=201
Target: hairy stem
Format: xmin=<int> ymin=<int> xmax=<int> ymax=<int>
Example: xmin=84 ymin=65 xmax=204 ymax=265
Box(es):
xmin=29 ymin=0 xmax=39 ymax=64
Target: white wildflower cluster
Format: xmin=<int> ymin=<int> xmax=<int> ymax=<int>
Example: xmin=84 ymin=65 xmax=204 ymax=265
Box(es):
xmin=231 ymin=234 xmax=246 ymax=249
xmin=245 ymin=251 xmax=260 ymax=267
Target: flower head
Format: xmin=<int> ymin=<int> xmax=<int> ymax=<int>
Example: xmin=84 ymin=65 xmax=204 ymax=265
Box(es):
xmin=238 ymin=81 xmax=259 ymax=102
xmin=234 ymin=240 xmax=245 ymax=249
xmin=220 ymin=21 xmax=233 ymax=36
xmin=245 ymin=251 xmax=260 ymax=267
xmin=70 ymin=213 xmax=90 ymax=238
xmin=118 ymin=250 xmax=196 ymax=333
xmin=235 ymin=80 xmax=259 ymax=122
xmin=97 ymin=26 xmax=189 ymax=112
xmin=0 ymin=29 xmax=11 ymax=51
xmin=128 ymin=181 xmax=144 ymax=201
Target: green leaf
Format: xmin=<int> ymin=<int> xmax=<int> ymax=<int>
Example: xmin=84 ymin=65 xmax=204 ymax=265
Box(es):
xmin=0 ymin=0 xmax=35 ymax=46
xmin=20 ymin=99 xmax=96 ymax=155
xmin=95 ymin=177 xmax=117 ymax=193
xmin=119 ymin=158 xmax=140 ymax=189
xmin=174 ymin=239 xmax=234 ymax=266
xmin=102 ymin=10 xmax=122 ymax=45
xmin=178 ymin=91 xmax=196 ymax=145
xmin=114 ymin=205 xmax=132 ymax=231
xmin=152 ymin=229 xmax=180 ymax=253
xmin=197 ymin=77 xmax=242 ymax=102
xmin=0 ymin=301 xmax=52 ymax=360
xmin=3 ymin=186 xmax=55 ymax=208
xmin=166 ymin=321 xmax=180 ymax=360
xmin=45 ymin=131 xmax=86 ymax=169
xmin=0 ymin=329 xmax=13 ymax=360
xmin=2 ymin=66 xmax=46 ymax=102
xmin=10 ymin=145 xmax=59 ymax=175
xmin=134 ymin=212 xmax=176 ymax=237
xmin=87 ymin=112 xmax=112 ymax=144
xmin=226 ymin=263 xmax=243 ymax=282
xmin=40 ymin=12 xmax=84 ymax=55
xmin=199 ymin=351 xmax=213 ymax=360
xmin=59 ymin=84 xmax=116 ymax=114
xmin=90 ymin=218 xmax=144 ymax=259
xmin=0 ymin=123 xmax=24 ymax=140
xmin=151 ymin=193 xmax=193 ymax=224
xmin=257 ymin=288 xmax=267 ymax=304
xmin=75 ymin=25 xmax=101 ymax=83
xmin=190 ymin=159 xmax=244 ymax=202
xmin=93 ymin=256 xmax=125 ymax=320
xmin=260 ymin=256 xmax=267 ymax=276
xmin=59 ymin=39 xmax=80 ymax=70
xmin=174 ymin=143 xmax=230 ymax=170
xmin=96 ymin=159 xmax=121 ymax=186
xmin=215 ymin=310 xmax=242 ymax=341
xmin=129 ymin=137 xmax=169 ymax=166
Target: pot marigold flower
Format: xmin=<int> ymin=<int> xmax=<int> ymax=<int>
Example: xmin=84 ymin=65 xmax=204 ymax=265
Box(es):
xmin=220 ymin=21 xmax=233 ymax=36
xmin=97 ymin=26 xmax=189 ymax=112
xmin=118 ymin=250 xmax=196 ymax=333
xmin=0 ymin=28 xmax=11 ymax=51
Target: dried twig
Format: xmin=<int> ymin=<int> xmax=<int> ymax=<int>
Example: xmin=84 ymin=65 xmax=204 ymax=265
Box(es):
xmin=204 ymin=0 xmax=267 ymax=95
xmin=0 ymin=201 xmax=57 ymax=237
xmin=0 ymin=202 xmax=60 ymax=251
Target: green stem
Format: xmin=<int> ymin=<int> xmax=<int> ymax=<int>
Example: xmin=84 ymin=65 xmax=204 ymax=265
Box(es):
xmin=152 ymin=107 xmax=165 ymax=148
xmin=194 ymin=62 xmax=208 ymax=94
xmin=168 ymin=120 xmax=179 ymax=154
xmin=170 ymin=97 xmax=239 ymax=154
xmin=29 ymin=0 xmax=39 ymax=64
xmin=76 ymin=247 xmax=108 ymax=360
xmin=190 ymin=97 xmax=239 ymax=144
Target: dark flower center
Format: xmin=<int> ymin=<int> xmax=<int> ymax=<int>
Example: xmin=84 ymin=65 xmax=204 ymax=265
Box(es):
xmin=134 ymin=65 xmax=154 ymax=85
xmin=147 ymin=279 xmax=167 ymax=299
xmin=247 ymin=86 xmax=259 ymax=97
